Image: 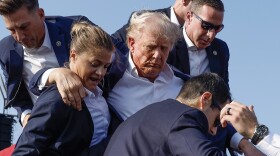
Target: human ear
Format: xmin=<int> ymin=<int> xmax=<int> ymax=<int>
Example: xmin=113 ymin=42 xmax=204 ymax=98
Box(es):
xmin=200 ymin=92 xmax=212 ymax=110
xmin=70 ymin=50 xmax=77 ymax=62
xmin=37 ymin=8 xmax=45 ymax=21
xmin=128 ymin=37 xmax=135 ymax=53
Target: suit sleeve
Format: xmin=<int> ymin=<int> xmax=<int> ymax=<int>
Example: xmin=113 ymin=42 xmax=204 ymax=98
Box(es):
xmin=168 ymin=128 xmax=226 ymax=156
xmin=28 ymin=67 xmax=51 ymax=96
xmin=12 ymin=87 xmax=70 ymax=156
xmin=217 ymin=39 xmax=230 ymax=88
xmin=111 ymin=23 xmax=129 ymax=43
xmin=167 ymin=112 xmax=227 ymax=156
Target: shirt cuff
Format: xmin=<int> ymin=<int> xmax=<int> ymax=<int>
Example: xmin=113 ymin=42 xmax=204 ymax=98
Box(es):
xmin=21 ymin=109 xmax=32 ymax=124
xmin=38 ymin=68 xmax=55 ymax=90
xmin=230 ymin=132 xmax=244 ymax=153
xmin=257 ymin=131 xmax=280 ymax=156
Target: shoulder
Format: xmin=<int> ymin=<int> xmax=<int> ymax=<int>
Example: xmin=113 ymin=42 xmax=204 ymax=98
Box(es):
xmin=211 ymin=37 xmax=228 ymax=49
xmin=0 ymin=36 xmax=18 ymax=61
xmin=45 ymin=15 xmax=97 ymax=31
xmin=0 ymin=35 xmax=16 ymax=48
xmin=154 ymin=7 xmax=171 ymax=16
xmin=34 ymin=85 xmax=67 ymax=111
xmin=210 ymin=38 xmax=229 ymax=56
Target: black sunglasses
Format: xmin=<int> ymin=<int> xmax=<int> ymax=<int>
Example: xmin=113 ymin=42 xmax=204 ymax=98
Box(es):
xmin=211 ymin=99 xmax=221 ymax=127
xmin=192 ymin=12 xmax=224 ymax=33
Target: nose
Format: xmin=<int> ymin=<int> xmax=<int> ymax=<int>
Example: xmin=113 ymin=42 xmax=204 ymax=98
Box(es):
xmin=14 ymin=30 xmax=25 ymax=42
xmin=209 ymin=126 xmax=218 ymax=136
xmin=96 ymin=67 xmax=106 ymax=76
xmin=206 ymin=29 xmax=216 ymax=40
xmin=153 ymin=48 xmax=162 ymax=60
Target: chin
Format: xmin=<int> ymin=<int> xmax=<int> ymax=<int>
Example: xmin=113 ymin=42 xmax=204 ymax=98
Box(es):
xmin=86 ymin=85 xmax=97 ymax=92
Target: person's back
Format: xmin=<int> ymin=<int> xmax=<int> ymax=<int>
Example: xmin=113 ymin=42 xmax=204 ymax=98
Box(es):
xmin=105 ymin=99 xmax=226 ymax=156
xmin=105 ymin=73 xmax=232 ymax=156
xmin=105 ymin=73 xmax=267 ymax=156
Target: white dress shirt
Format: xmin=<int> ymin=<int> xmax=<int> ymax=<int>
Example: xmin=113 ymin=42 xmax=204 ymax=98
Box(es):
xmin=84 ymin=87 xmax=110 ymax=146
xmin=107 ymin=52 xmax=184 ymax=120
xmin=21 ymin=22 xmax=59 ymax=123
xmin=183 ymin=27 xmax=210 ymax=76
xmin=170 ymin=7 xmax=180 ymax=25
xmin=257 ymin=132 xmax=280 ymax=156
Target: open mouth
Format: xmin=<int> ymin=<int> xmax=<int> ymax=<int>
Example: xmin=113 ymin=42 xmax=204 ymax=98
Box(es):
xmin=89 ymin=77 xmax=100 ymax=84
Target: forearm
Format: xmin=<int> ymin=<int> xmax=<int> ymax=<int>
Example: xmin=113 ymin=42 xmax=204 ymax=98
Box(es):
xmin=238 ymin=138 xmax=266 ymax=156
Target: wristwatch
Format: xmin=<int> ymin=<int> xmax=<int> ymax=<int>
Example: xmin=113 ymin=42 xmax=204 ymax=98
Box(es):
xmin=251 ymin=124 xmax=269 ymax=145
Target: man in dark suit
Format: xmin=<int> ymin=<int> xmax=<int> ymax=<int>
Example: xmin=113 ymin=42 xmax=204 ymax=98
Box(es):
xmin=167 ymin=0 xmax=229 ymax=86
xmin=0 ymin=0 xmax=92 ymax=126
xmin=167 ymin=0 xmax=235 ymax=154
xmin=104 ymin=73 xmax=265 ymax=156
xmin=112 ymin=0 xmax=192 ymax=43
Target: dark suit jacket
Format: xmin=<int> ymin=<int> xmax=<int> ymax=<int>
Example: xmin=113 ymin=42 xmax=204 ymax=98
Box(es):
xmin=0 ymin=15 xmax=93 ymax=121
xmin=104 ymin=99 xmax=227 ymax=156
xmin=111 ymin=7 xmax=171 ymax=43
xmin=12 ymin=85 xmax=94 ymax=156
xmin=167 ymin=34 xmax=230 ymax=86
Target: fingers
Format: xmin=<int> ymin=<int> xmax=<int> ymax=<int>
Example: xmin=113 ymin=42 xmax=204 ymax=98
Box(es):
xmin=220 ymin=101 xmax=259 ymax=139
xmin=64 ymin=77 xmax=84 ymax=111
xmin=220 ymin=101 xmax=247 ymax=127
xmin=55 ymin=68 xmax=85 ymax=111
xmin=71 ymin=87 xmax=83 ymax=111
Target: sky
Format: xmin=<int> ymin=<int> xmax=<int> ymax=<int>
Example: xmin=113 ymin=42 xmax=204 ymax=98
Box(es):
xmin=0 ymin=0 xmax=279 ymax=151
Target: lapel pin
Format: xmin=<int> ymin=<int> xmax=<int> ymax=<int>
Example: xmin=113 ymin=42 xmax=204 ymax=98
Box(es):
xmin=56 ymin=41 xmax=61 ymax=47
xmin=213 ymin=50 xmax=218 ymax=55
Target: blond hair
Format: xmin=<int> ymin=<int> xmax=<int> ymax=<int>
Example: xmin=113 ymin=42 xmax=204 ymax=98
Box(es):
xmin=126 ymin=11 xmax=181 ymax=49
xmin=70 ymin=21 xmax=114 ymax=56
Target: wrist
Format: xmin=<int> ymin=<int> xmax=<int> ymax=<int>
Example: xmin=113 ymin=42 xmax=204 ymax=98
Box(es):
xmin=251 ymin=124 xmax=269 ymax=145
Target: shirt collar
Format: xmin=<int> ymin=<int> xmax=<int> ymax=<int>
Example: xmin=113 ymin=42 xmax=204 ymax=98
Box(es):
xmin=43 ymin=22 xmax=52 ymax=50
xmin=128 ymin=52 xmax=139 ymax=77
xmin=170 ymin=7 xmax=180 ymax=26
xmin=183 ymin=27 xmax=197 ymax=51
xmin=84 ymin=86 xmax=103 ymax=98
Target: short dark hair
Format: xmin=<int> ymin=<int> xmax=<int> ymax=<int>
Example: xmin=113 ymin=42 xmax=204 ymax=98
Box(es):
xmin=0 ymin=0 xmax=39 ymax=15
xmin=177 ymin=73 xmax=231 ymax=106
xmin=191 ymin=0 xmax=224 ymax=13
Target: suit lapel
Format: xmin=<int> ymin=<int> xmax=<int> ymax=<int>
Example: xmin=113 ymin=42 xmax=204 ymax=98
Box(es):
xmin=176 ymin=37 xmax=190 ymax=74
xmin=46 ymin=21 xmax=69 ymax=67
xmin=7 ymin=41 xmax=24 ymax=98
xmin=206 ymin=45 xmax=221 ymax=74
xmin=166 ymin=7 xmax=171 ymax=18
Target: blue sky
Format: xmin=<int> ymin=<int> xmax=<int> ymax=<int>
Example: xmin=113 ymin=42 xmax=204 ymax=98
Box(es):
xmin=0 ymin=0 xmax=279 ymax=148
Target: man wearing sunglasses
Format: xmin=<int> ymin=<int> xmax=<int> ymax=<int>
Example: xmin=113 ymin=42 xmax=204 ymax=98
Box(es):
xmin=104 ymin=73 xmax=265 ymax=156
xmin=167 ymin=0 xmax=229 ymax=87
xmin=167 ymin=0 xmax=248 ymax=155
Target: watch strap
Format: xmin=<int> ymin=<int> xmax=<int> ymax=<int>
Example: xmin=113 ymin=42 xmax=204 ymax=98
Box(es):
xmin=251 ymin=124 xmax=269 ymax=145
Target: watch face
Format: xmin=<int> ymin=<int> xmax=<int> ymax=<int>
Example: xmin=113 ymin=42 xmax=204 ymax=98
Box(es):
xmin=251 ymin=124 xmax=269 ymax=145
xmin=258 ymin=125 xmax=269 ymax=139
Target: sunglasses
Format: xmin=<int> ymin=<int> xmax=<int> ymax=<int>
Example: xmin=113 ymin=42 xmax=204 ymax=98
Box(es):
xmin=192 ymin=12 xmax=224 ymax=33
xmin=211 ymin=99 xmax=221 ymax=127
